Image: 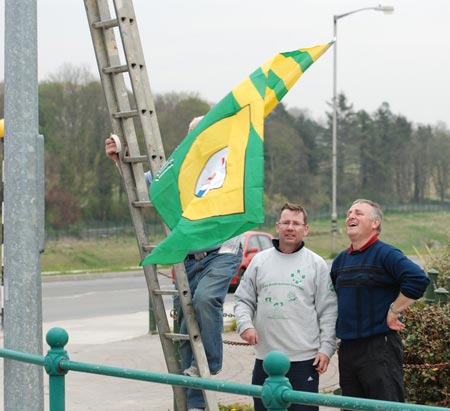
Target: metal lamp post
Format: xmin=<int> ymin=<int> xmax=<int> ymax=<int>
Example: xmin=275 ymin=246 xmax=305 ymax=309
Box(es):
xmin=331 ymin=5 xmax=394 ymax=254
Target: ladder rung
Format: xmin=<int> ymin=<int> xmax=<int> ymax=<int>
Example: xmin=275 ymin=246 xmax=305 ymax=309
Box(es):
xmin=154 ymin=289 xmax=178 ymax=296
xmin=123 ymin=155 xmax=148 ymax=163
xmin=142 ymin=245 xmax=154 ymax=253
xmin=165 ymin=332 xmax=190 ymax=341
xmin=92 ymin=18 xmax=119 ymax=30
xmin=103 ymin=64 xmax=129 ymax=74
xmin=113 ymin=110 xmax=138 ymax=119
xmin=132 ymin=200 xmax=151 ymax=208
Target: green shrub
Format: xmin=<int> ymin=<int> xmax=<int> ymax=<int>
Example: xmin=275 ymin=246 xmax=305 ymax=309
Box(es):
xmin=219 ymin=403 xmax=253 ymax=411
xmin=430 ymin=231 xmax=450 ymax=288
xmin=402 ymin=303 xmax=450 ymax=406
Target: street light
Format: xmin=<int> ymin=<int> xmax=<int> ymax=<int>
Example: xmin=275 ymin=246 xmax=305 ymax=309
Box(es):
xmin=331 ymin=5 xmax=394 ymax=254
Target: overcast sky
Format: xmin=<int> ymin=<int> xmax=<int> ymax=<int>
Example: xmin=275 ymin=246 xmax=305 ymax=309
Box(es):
xmin=1 ymin=0 xmax=450 ymax=127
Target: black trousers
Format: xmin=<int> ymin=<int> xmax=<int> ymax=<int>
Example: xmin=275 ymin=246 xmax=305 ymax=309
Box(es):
xmin=252 ymin=358 xmax=319 ymax=411
xmin=338 ymin=331 xmax=405 ymax=406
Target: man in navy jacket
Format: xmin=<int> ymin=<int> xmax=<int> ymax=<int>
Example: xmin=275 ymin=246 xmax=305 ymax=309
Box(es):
xmin=331 ymin=199 xmax=429 ymax=404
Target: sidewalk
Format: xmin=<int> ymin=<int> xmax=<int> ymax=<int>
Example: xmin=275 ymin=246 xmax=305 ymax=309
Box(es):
xmin=0 ymin=301 xmax=340 ymax=410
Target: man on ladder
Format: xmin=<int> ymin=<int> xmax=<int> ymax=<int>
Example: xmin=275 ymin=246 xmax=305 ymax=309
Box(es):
xmin=105 ymin=117 xmax=242 ymax=411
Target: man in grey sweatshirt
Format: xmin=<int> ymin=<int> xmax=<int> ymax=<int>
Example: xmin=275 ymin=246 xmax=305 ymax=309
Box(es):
xmin=234 ymin=202 xmax=337 ymax=411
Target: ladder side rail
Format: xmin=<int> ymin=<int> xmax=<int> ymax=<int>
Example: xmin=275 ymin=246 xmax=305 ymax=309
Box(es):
xmin=112 ymin=2 xmax=220 ymax=408
xmin=84 ymin=1 xmax=154 ymax=261
xmin=84 ymin=0 xmax=149 ymax=203
xmin=85 ymin=1 xmax=219 ymax=409
xmin=156 ymin=224 xmax=216 ymax=389
xmin=87 ymin=2 xmax=181 ymax=370
xmin=111 ymin=1 xmax=219 ymax=378
xmin=84 ymin=3 xmax=188 ymax=410
xmin=173 ymin=263 xmax=221 ymax=411
xmin=97 ymin=0 xmax=150 ymax=204
xmin=84 ymin=0 xmax=148 ymax=237
xmin=84 ymin=0 xmax=171 ymax=342
xmin=141 ymin=263 xmax=182 ymax=373
xmin=113 ymin=0 xmax=166 ymax=177
xmin=125 ymin=213 xmax=189 ymax=410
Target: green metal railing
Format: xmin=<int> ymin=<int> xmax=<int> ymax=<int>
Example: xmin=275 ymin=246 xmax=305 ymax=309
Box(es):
xmin=1 ymin=327 xmax=449 ymax=411
xmin=425 ymin=268 xmax=450 ymax=304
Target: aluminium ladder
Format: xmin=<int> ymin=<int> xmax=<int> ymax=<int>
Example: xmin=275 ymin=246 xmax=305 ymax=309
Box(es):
xmin=83 ymin=1 xmax=219 ymax=410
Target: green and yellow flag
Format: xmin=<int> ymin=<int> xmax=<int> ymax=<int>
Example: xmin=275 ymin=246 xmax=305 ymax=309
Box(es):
xmin=142 ymin=42 xmax=333 ymax=265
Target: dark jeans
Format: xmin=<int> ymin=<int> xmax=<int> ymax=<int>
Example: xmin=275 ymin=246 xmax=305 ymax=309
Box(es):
xmin=252 ymin=358 xmax=319 ymax=411
xmin=338 ymin=331 xmax=405 ymax=405
xmin=175 ymin=250 xmax=241 ymax=409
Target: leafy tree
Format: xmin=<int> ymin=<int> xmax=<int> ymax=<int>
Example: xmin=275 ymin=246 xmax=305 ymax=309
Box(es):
xmin=292 ymin=109 xmax=329 ymax=208
xmin=264 ymin=104 xmax=322 ymax=208
xmin=329 ymin=93 xmax=358 ymax=207
xmin=412 ymin=125 xmax=434 ymax=202
xmin=155 ymin=92 xmax=211 ymax=156
xmin=356 ymin=109 xmax=376 ymax=198
xmin=38 ymin=65 xmax=113 ymax=225
xmin=430 ymin=128 xmax=450 ymax=202
xmin=4 ymin=63 xmax=449 ymax=231
xmin=368 ymin=103 xmax=397 ymax=203
xmin=390 ymin=115 xmax=414 ymax=203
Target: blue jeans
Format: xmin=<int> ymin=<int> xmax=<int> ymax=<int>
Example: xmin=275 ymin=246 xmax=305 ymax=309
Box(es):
xmin=252 ymin=358 xmax=319 ymax=411
xmin=174 ymin=250 xmax=241 ymax=409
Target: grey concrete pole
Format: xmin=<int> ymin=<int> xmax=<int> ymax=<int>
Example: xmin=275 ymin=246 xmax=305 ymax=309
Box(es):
xmin=331 ymin=15 xmax=338 ymax=255
xmin=4 ymin=0 xmax=44 ymax=410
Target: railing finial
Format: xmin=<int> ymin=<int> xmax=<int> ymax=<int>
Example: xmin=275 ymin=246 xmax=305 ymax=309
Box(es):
xmin=262 ymin=351 xmax=292 ymax=411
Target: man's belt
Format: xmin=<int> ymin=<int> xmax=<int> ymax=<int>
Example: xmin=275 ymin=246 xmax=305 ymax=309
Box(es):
xmin=186 ymin=248 xmax=220 ymax=261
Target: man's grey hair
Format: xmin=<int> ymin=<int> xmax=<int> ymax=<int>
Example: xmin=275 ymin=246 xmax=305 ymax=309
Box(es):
xmin=352 ymin=199 xmax=383 ymax=233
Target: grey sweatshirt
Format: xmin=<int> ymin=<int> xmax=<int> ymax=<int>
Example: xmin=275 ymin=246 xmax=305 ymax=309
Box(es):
xmin=234 ymin=245 xmax=337 ymax=361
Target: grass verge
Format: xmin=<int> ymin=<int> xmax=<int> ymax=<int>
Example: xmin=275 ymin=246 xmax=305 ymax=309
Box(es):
xmin=40 ymin=211 xmax=449 ymax=274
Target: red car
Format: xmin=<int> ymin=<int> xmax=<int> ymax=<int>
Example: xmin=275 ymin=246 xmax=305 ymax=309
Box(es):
xmin=228 ymin=230 xmax=274 ymax=291
xmin=170 ymin=230 xmax=274 ymax=291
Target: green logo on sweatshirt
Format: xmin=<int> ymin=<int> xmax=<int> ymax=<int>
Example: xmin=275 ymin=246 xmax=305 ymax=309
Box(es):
xmin=291 ymin=268 xmax=306 ymax=286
